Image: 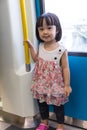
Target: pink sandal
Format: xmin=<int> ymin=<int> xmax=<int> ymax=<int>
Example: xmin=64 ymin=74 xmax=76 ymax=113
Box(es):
xmin=56 ymin=128 xmax=66 ymax=130
xmin=36 ymin=123 xmax=49 ymax=130
xmin=56 ymin=129 xmax=65 ymax=130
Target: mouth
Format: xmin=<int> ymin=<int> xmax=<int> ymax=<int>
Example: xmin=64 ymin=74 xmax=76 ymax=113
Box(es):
xmin=43 ymin=35 xmax=50 ymax=39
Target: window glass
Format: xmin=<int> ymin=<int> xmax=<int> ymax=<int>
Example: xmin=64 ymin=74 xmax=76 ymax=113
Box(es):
xmin=45 ymin=0 xmax=87 ymax=52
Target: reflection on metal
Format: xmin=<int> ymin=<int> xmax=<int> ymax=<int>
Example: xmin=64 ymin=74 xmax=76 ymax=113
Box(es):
xmin=0 ymin=110 xmax=40 ymax=128
xmin=49 ymin=112 xmax=87 ymax=129
xmin=0 ymin=98 xmax=2 ymax=111
xmin=0 ymin=110 xmax=87 ymax=129
xmin=26 ymin=64 xmax=31 ymax=72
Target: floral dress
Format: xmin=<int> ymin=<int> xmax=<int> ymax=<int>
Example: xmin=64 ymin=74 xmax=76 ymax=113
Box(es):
xmin=31 ymin=43 xmax=68 ymax=106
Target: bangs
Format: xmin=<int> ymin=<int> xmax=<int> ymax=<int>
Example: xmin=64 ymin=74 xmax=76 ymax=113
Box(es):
xmin=37 ymin=14 xmax=55 ymax=27
xmin=45 ymin=15 xmax=54 ymax=25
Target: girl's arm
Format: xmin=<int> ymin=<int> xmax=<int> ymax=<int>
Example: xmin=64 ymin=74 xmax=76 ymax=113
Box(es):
xmin=61 ymin=50 xmax=72 ymax=96
xmin=24 ymin=40 xmax=38 ymax=62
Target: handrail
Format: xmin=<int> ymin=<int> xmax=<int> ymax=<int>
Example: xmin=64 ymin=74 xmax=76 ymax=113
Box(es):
xmin=20 ymin=0 xmax=31 ymax=72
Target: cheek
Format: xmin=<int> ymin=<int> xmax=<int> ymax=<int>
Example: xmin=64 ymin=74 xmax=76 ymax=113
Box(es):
xmin=52 ymin=31 xmax=57 ymax=36
xmin=38 ymin=31 xmax=41 ymax=36
xmin=38 ymin=30 xmax=41 ymax=34
xmin=39 ymin=31 xmax=43 ymax=37
xmin=38 ymin=32 xmax=43 ymax=39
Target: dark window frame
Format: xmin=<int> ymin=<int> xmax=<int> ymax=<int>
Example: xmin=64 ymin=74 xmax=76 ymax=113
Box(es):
xmin=40 ymin=0 xmax=45 ymax=14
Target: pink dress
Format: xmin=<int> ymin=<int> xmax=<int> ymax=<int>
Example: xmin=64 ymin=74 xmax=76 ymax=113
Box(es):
xmin=31 ymin=43 xmax=68 ymax=106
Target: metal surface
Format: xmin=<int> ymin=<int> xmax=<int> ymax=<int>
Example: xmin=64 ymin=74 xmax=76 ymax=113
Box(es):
xmin=0 ymin=110 xmax=40 ymax=128
xmin=0 ymin=109 xmax=87 ymax=129
xmin=49 ymin=112 xmax=87 ymax=129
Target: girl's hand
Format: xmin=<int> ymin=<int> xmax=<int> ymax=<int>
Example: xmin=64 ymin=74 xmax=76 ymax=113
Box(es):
xmin=64 ymin=85 xmax=72 ymax=97
xmin=24 ymin=40 xmax=38 ymax=62
xmin=23 ymin=40 xmax=34 ymax=48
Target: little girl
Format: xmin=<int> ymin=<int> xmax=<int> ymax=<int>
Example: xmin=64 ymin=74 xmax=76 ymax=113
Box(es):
xmin=25 ymin=12 xmax=72 ymax=130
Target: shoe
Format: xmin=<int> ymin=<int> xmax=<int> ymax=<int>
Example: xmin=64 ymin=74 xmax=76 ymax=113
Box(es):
xmin=36 ymin=123 xmax=49 ymax=130
xmin=56 ymin=127 xmax=66 ymax=130
xmin=56 ymin=129 xmax=65 ymax=130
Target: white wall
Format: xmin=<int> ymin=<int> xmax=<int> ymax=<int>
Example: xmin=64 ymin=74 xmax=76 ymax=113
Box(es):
xmin=0 ymin=0 xmax=38 ymax=117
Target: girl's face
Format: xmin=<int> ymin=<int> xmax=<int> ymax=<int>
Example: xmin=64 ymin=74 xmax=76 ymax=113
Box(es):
xmin=38 ymin=19 xmax=57 ymax=43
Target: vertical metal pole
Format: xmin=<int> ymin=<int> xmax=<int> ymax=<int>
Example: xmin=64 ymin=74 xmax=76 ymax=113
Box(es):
xmin=20 ymin=0 xmax=31 ymax=71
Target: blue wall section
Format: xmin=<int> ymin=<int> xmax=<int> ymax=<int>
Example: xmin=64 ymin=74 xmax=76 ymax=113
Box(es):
xmin=65 ymin=56 xmax=87 ymax=121
xmin=49 ymin=56 xmax=87 ymax=121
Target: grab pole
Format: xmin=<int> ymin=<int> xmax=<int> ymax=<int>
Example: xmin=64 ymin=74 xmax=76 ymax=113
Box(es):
xmin=20 ymin=0 xmax=31 ymax=71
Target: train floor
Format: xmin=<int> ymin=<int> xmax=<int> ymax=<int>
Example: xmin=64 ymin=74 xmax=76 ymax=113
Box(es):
xmin=0 ymin=120 xmax=84 ymax=130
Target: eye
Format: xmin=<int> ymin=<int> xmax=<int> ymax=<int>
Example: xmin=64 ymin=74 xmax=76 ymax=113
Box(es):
xmin=48 ymin=26 xmax=52 ymax=30
xmin=38 ymin=27 xmax=44 ymax=31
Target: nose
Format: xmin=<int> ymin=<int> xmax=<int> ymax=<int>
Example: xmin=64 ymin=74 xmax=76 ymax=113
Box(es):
xmin=43 ymin=29 xmax=48 ymax=34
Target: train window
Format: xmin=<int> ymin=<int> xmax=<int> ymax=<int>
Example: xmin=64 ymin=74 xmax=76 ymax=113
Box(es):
xmin=44 ymin=0 xmax=87 ymax=55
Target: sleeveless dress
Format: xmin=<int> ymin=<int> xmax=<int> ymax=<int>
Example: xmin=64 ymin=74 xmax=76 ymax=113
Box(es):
xmin=31 ymin=43 xmax=69 ymax=106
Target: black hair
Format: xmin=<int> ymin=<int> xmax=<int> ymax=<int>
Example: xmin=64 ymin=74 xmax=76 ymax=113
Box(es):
xmin=36 ymin=12 xmax=62 ymax=42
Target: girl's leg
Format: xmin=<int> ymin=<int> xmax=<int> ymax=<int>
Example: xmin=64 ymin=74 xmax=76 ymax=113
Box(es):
xmin=54 ymin=105 xmax=65 ymax=130
xmin=37 ymin=100 xmax=49 ymax=125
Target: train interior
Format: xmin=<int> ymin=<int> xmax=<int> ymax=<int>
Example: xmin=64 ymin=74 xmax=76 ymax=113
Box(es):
xmin=0 ymin=0 xmax=87 ymax=130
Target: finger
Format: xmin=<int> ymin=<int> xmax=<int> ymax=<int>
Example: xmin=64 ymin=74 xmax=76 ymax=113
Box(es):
xmin=65 ymin=91 xmax=69 ymax=97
